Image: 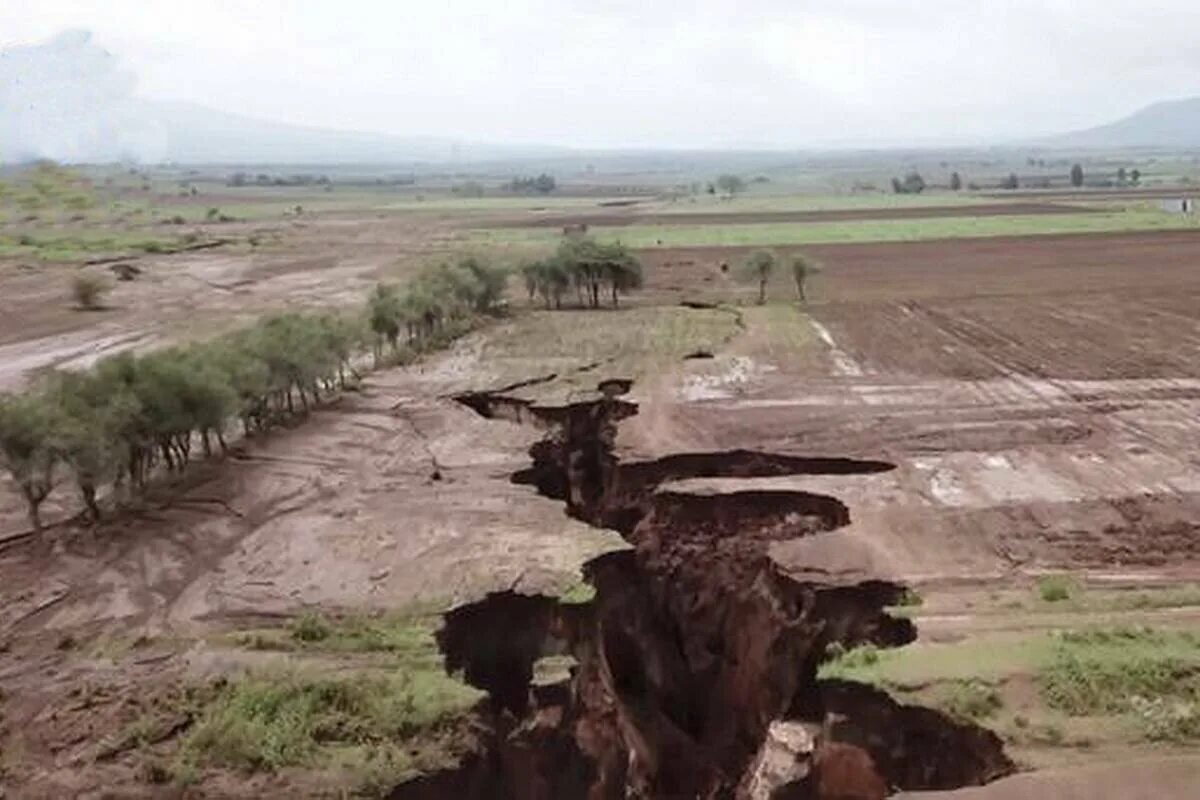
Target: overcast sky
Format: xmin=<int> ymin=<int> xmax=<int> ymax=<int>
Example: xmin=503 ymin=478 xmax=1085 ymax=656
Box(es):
xmin=3 ymin=1 xmax=1200 ymax=150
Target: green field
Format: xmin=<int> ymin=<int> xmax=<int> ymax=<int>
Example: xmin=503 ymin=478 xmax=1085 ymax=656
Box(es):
xmin=474 ymin=209 xmax=1200 ymax=249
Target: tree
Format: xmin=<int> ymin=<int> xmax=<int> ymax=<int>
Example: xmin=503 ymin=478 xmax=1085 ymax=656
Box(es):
xmin=0 ymin=394 xmax=59 ymax=532
xmin=554 ymin=238 xmax=644 ymax=308
xmin=1001 ymin=173 xmax=1019 ymax=190
xmin=715 ymin=174 xmax=747 ymax=197
xmin=368 ymin=283 xmax=403 ymax=361
xmin=45 ymin=370 xmax=125 ymax=519
xmin=1070 ymin=163 xmax=1084 ymax=188
xmin=743 ymin=249 xmax=777 ymax=305
xmin=1130 ymin=168 xmax=1142 ymax=185
xmin=790 ymin=255 xmax=816 ymax=303
xmin=1117 ymin=167 xmax=1127 ymax=184
xmin=506 ymin=174 xmax=556 ymax=195
xmin=891 ymin=172 xmax=926 ymax=194
xmin=949 ymin=172 xmax=963 ymax=191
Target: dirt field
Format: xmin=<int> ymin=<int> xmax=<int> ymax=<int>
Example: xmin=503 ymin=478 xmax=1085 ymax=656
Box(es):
xmin=491 ymin=202 xmax=1096 ymax=228
xmin=3 ymin=187 xmax=1200 ymax=797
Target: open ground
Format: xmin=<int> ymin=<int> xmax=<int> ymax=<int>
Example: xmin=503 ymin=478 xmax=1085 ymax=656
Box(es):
xmin=1 ymin=167 xmax=1200 ymax=798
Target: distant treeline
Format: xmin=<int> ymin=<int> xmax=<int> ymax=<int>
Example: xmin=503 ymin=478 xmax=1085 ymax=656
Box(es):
xmin=226 ymin=172 xmax=417 ymax=188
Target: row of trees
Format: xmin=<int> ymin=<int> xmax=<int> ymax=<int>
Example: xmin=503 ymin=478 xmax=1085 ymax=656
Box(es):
xmin=505 ymin=174 xmax=557 ymax=195
xmin=367 ymin=258 xmax=507 ymax=360
xmin=0 ymin=258 xmax=508 ymax=533
xmin=519 ymin=238 xmax=644 ymax=309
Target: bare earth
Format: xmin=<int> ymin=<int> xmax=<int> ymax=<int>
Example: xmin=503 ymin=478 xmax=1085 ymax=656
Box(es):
xmin=3 ymin=208 xmax=1200 ymax=795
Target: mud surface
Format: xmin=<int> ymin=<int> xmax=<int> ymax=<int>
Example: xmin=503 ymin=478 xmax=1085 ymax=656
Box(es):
xmin=408 ymin=386 xmax=1012 ymax=798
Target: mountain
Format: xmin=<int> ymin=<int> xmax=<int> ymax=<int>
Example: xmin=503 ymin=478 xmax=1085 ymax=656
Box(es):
xmin=1049 ymin=96 xmax=1200 ymax=149
xmin=1 ymin=31 xmax=567 ymax=165
xmin=140 ymin=101 xmax=568 ymax=164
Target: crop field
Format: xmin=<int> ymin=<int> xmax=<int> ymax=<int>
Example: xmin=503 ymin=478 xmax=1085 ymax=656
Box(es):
xmin=2 ymin=163 xmax=1200 ymax=798
xmin=473 ymin=208 xmax=1200 ymax=249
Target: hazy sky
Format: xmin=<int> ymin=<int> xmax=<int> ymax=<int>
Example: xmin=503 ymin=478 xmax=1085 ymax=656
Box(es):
xmin=3 ymin=1 xmax=1200 ymax=149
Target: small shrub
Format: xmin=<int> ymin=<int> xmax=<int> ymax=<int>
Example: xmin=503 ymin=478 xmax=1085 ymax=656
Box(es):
xmin=895 ymin=587 xmax=924 ymax=607
xmin=70 ymin=274 xmax=110 ymax=310
xmin=1130 ymin=696 xmax=1200 ymax=742
xmin=1037 ymin=575 xmax=1075 ymax=603
xmin=290 ymin=611 xmax=332 ymax=643
xmin=937 ymin=679 xmax=1002 ymax=721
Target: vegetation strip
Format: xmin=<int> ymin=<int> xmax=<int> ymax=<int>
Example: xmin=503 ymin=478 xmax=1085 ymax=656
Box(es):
xmin=0 ymin=257 xmax=509 ymax=534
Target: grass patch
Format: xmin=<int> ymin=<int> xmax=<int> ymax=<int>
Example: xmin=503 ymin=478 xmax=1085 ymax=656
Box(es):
xmin=473 ymin=210 xmax=1200 ymax=249
xmin=481 ymin=305 xmax=740 ymax=389
xmin=1037 ymin=627 xmax=1200 ymax=717
xmin=179 ymin=669 xmax=480 ymax=778
xmin=177 ymin=610 xmax=484 ymax=792
xmin=234 ymin=611 xmax=451 ymax=663
xmin=0 ymin=230 xmax=193 ymax=261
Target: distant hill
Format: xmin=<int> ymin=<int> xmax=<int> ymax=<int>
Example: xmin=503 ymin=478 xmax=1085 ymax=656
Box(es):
xmin=1049 ymin=97 xmax=1200 ymax=148
xmin=138 ymin=101 xmax=568 ymax=165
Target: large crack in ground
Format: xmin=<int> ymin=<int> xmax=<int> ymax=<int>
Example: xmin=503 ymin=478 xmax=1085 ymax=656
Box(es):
xmin=393 ymin=383 xmax=1013 ymax=799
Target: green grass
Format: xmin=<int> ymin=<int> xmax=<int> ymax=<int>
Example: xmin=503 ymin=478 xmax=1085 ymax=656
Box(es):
xmin=383 ymin=195 xmax=640 ymax=212
xmin=179 ymin=669 xmax=479 ymax=775
xmin=0 ymin=230 xmax=194 ymax=261
xmin=1037 ymin=627 xmax=1200 ymax=714
xmin=233 ymin=611 xmax=451 ymax=663
xmin=481 ymin=305 xmax=741 ymax=390
xmin=473 ymin=210 xmax=1200 ymax=249
xmin=166 ymin=611 xmax=484 ymax=794
xmin=655 ymin=191 xmax=992 ymax=214
xmin=822 ymin=626 xmax=1200 ymax=749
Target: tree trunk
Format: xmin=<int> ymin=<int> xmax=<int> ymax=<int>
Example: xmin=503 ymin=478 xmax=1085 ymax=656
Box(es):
xmin=202 ymin=430 xmax=212 ymax=458
xmin=612 ymin=283 xmax=619 ymax=307
xmin=80 ymin=481 xmax=100 ymax=522
xmin=758 ymin=278 xmax=767 ymax=305
xmin=217 ymin=431 xmax=228 ymax=454
xmin=22 ymin=485 xmax=42 ymax=532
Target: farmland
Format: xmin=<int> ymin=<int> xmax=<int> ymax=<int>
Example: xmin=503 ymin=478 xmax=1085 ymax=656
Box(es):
xmin=1 ymin=162 xmax=1200 ymax=798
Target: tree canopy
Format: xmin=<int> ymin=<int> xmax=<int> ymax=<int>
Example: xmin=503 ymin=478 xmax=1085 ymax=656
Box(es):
xmin=520 ymin=238 xmax=643 ymax=309
xmin=742 ymin=249 xmax=777 ymax=305
xmin=715 ymin=174 xmax=747 ymax=197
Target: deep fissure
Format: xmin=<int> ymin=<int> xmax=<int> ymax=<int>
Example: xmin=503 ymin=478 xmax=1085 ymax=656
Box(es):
xmin=395 ymin=383 xmax=1013 ymax=798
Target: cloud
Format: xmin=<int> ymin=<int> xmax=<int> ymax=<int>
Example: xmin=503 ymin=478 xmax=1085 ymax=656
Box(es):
xmin=0 ymin=30 xmax=165 ymax=163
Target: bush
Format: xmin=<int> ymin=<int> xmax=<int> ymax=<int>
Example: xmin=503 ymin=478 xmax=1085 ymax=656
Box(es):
xmin=71 ymin=273 xmax=111 ymax=310
xmin=1130 ymin=696 xmax=1200 ymax=742
xmin=937 ymin=679 xmax=1002 ymax=721
xmin=1037 ymin=575 xmax=1075 ymax=602
xmin=290 ymin=612 xmax=332 ymax=643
